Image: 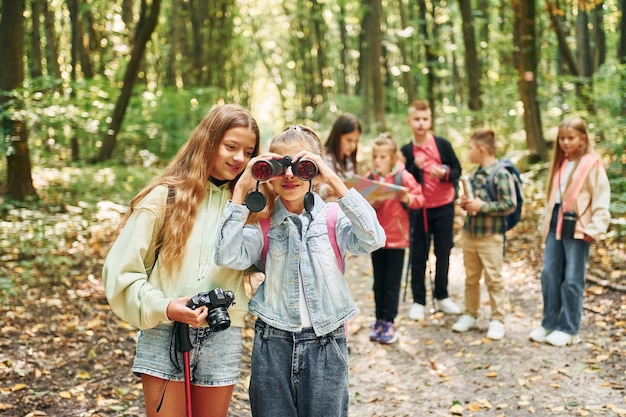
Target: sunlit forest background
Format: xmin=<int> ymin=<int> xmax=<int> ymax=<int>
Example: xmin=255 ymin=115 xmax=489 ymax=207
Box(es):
xmin=1 ymin=0 xmax=625 ymax=258
xmin=1 ymin=2 xmax=626 ymax=415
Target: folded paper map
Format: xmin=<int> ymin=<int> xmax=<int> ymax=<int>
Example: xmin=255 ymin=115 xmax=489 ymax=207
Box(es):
xmin=343 ymin=175 xmax=407 ymax=204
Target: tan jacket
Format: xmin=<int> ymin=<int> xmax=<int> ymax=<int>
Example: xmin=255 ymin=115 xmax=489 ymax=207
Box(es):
xmin=540 ymin=160 xmax=611 ymax=242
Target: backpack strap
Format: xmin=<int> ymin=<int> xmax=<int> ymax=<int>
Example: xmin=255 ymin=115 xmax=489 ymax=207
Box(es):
xmin=485 ymin=160 xmax=505 ymax=202
xmin=259 ymin=202 xmax=343 ymax=272
xmin=326 ymin=202 xmax=344 ymax=273
xmin=483 ymin=161 xmax=508 ymax=255
xmin=153 ymin=185 xmax=176 ymax=267
xmin=260 ymin=217 xmax=270 ymax=269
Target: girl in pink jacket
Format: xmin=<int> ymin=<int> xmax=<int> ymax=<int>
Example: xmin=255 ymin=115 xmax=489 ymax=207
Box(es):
xmin=366 ymin=134 xmax=425 ymax=344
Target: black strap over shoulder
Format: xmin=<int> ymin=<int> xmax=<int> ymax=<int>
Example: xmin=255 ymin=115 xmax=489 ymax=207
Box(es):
xmin=154 ymin=185 xmax=176 ymax=266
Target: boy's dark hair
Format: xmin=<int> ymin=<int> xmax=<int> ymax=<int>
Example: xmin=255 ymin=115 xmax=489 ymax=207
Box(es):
xmin=471 ymin=128 xmax=496 ymax=155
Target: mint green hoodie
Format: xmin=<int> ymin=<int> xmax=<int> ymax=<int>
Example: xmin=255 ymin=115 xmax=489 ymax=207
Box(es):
xmin=102 ymin=184 xmax=247 ymax=330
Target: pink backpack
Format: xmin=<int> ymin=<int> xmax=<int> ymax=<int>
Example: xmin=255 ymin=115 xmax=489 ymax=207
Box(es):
xmin=259 ymin=202 xmax=344 ymax=273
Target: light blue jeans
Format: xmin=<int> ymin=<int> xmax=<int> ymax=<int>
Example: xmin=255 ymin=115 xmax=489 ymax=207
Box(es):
xmin=540 ymin=226 xmax=590 ymax=335
xmin=249 ymin=319 xmax=349 ymax=417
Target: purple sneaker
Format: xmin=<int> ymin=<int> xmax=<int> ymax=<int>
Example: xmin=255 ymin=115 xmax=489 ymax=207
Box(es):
xmin=369 ymin=319 xmax=384 ymax=342
xmin=379 ymin=321 xmax=399 ymax=344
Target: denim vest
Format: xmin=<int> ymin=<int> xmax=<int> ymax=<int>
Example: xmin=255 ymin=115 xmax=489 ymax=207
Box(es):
xmin=215 ymin=189 xmax=386 ymax=336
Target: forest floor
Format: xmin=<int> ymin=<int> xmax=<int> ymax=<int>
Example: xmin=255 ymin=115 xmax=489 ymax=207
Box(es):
xmin=1 ymin=207 xmax=625 ymax=417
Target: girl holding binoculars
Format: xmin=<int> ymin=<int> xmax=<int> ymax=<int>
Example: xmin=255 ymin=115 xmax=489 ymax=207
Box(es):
xmin=530 ymin=116 xmax=611 ymax=347
xmin=215 ymin=125 xmax=385 ymax=417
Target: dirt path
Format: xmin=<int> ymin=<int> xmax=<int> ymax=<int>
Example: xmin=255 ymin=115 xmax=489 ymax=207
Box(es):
xmin=343 ymin=248 xmax=625 ymax=416
xmin=230 ymin=247 xmax=626 ymax=417
xmin=2 ymin=240 xmax=624 ymax=417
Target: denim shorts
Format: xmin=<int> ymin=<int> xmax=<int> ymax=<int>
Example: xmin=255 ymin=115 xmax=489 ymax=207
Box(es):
xmin=132 ymin=323 xmax=242 ymax=386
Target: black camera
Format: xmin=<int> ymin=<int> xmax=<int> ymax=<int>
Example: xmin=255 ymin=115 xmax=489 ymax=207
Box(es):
xmin=251 ymin=156 xmax=318 ymax=181
xmin=186 ymin=288 xmax=236 ymax=332
xmin=561 ymin=211 xmax=577 ymax=240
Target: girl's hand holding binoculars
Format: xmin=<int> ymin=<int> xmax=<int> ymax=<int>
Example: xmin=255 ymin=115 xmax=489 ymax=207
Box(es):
xmin=294 ymin=150 xmax=349 ymax=198
xmin=232 ymin=152 xmax=282 ymax=204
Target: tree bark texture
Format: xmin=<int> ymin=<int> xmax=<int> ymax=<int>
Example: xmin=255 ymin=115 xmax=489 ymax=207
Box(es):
xmin=98 ymin=0 xmax=162 ymax=162
xmin=0 ymin=0 xmax=37 ymax=200
xmin=29 ymin=0 xmax=44 ymax=79
xmin=368 ymin=0 xmax=386 ymax=130
xmin=513 ymin=0 xmax=548 ymax=161
xmin=41 ymin=0 xmax=62 ymax=79
xmin=396 ymin=0 xmax=415 ymax=104
xmin=4 ymin=120 xmax=36 ymax=200
xmin=417 ymin=0 xmax=436 ymax=119
xmin=458 ymin=0 xmax=483 ymax=112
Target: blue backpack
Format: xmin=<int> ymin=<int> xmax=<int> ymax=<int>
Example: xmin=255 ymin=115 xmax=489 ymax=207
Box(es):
xmin=485 ymin=159 xmax=523 ymax=232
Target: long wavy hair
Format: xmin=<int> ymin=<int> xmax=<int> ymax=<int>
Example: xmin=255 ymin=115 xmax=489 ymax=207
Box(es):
xmin=323 ymin=113 xmax=361 ymax=176
xmin=116 ymin=104 xmax=260 ymax=274
xmin=546 ymin=116 xmax=592 ymax=199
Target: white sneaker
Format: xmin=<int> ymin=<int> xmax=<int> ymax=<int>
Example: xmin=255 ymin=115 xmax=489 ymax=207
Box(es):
xmin=529 ymin=326 xmax=552 ymax=343
xmin=486 ymin=320 xmax=505 ymax=340
xmin=452 ymin=314 xmax=477 ymax=332
xmin=435 ymin=298 xmax=461 ymax=315
xmin=408 ymin=303 xmax=425 ymax=321
xmin=545 ymin=330 xmax=580 ymax=347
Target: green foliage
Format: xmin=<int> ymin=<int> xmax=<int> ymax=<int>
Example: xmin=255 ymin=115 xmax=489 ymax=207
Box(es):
xmin=0 ymin=164 xmax=157 ymax=297
xmin=1 ymin=77 xmax=226 ymax=168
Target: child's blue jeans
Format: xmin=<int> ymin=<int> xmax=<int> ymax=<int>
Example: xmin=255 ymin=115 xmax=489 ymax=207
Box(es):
xmin=249 ymin=319 xmax=349 ymax=417
xmin=540 ymin=227 xmax=590 ymax=335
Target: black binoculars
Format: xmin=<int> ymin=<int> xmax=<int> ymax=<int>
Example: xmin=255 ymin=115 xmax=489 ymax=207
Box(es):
xmin=246 ymin=156 xmax=318 ymax=213
xmin=251 ymin=156 xmax=318 ymax=181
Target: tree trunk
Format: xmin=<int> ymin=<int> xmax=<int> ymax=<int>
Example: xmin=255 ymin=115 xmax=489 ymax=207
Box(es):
xmin=513 ymin=0 xmax=548 ymax=161
xmin=617 ymin=0 xmax=626 ymax=63
xmin=576 ymin=8 xmax=593 ymax=77
xmin=4 ymin=120 xmax=36 ymax=200
xmin=368 ymin=0 xmax=385 ymax=130
xmin=41 ymin=0 xmax=61 ymax=79
xmin=0 ymin=0 xmax=37 ymax=200
xmin=67 ymin=0 xmax=94 ymax=79
xmin=397 ymin=0 xmax=415 ymax=104
xmin=189 ymin=0 xmax=208 ymax=86
xmin=29 ymin=0 xmax=44 ymax=79
xmin=338 ymin=1 xmax=349 ymax=96
xmin=360 ymin=6 xmax=371 ymax=129
xmin=165 ymin=0 xmax=180 ymax=86
xmin=546 ymin=1 xmax=579 ymax=76
xmin=417 ymin=0 xmax=436 ymax=118
xmin=458 ymin=0 xmax=483 ymax=112
xmin=312 ymin=0 xmax=329 ymax=102
xmin=591 ymin=4 xmax=606 ymax=72
xmin=97 ymin=0 xmax=162 ymax=162
xmin=617 ymin=0 xmax=626 ymax=116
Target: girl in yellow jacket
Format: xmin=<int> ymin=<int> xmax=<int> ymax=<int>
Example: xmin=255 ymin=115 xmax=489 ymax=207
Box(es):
xmin=529 ymin=116 xmax=611 ymax=347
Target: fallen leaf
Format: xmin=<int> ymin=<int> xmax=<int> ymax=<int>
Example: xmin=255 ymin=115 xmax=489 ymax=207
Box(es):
xmin=11 ymin=383 xmax=27 ymax=392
